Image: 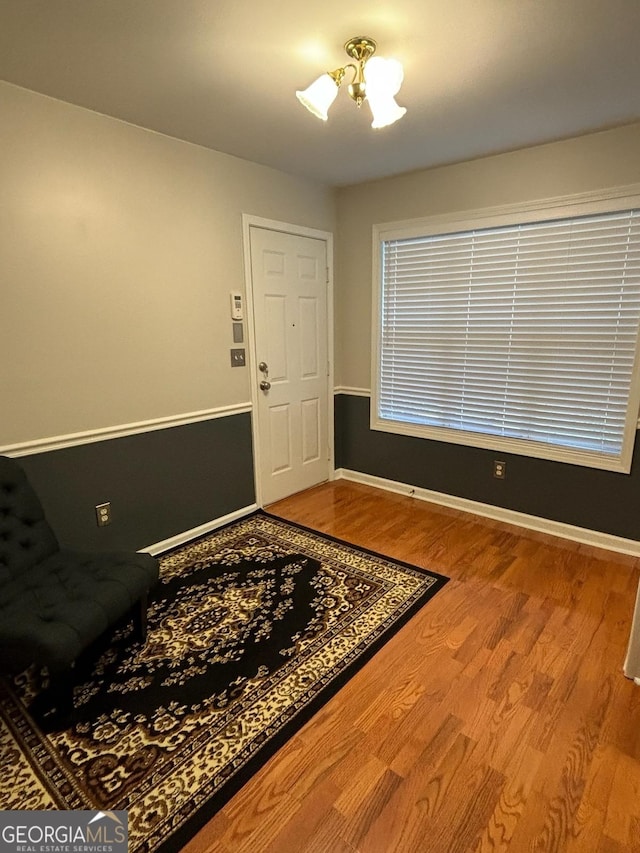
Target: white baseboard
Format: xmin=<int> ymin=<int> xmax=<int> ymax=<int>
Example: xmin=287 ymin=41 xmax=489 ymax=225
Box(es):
xmin=140 ymin=503 xmax=259 ymax=556
xmin=335 ymin=468 xmax=640 ymax=558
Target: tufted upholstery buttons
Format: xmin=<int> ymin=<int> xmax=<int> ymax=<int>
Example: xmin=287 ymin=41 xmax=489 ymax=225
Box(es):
xmin=0 ymin=455 xmax=159 ymax=678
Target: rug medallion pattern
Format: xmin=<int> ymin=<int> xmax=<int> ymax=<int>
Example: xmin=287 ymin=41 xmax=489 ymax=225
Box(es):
xmin=0 ymin=513 xmax=448 ymax=852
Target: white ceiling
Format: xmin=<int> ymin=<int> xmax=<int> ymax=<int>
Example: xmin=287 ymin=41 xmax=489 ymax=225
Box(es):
xmin=1 ymin=0 xmax=639 ymax=187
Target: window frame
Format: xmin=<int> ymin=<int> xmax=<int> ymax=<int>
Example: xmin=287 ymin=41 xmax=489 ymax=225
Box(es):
xmin=371 ymin=184 xmax=640 ymax=473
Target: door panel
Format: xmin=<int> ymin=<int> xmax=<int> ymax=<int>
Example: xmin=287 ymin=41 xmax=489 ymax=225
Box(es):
xmin=301 ymin=398 xmax=321 ymax=463
xmin=298 ymin=254 xmax=319 ymax=280
xmin=299 ymin=297 xmax=319 ymax=378
xmin=263 ymin=249 xmax=286 ymax=276
xmin=250 ymin=226 xmax=329 ymax=505
xmin=265 ymin=295 xmax=288 ymax=381
xmin=269 ymin=404 xmax=292 ymax=474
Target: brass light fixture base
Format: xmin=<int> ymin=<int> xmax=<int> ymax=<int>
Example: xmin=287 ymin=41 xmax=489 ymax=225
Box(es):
xmin=344 ymin=37 xmax=377 ymax=107
xmin=344 ymin=37 xmax=377 ymax=63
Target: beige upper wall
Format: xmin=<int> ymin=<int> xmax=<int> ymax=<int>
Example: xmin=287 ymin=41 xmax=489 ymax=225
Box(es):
xmin=335 ymin=122 xmax=640 ymax=389
xmin=0 ymin=81 xmax=335 ymax=447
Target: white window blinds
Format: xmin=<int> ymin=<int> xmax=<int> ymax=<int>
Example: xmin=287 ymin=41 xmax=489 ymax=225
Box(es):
xmin=376 ymin=208 xmax=640 ymax=471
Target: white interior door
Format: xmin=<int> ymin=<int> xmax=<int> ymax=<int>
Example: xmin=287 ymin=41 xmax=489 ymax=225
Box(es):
xmin=249 ymin=225 xmax=330 ymax=505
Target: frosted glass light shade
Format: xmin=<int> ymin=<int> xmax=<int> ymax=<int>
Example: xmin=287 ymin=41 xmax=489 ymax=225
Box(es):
xmin=368 ymin=93 xmax=407 ymax=128
xmin=364 ymin=56 xmax=404 ymax=97
xmin=364 ymin=56 xmax=406 ymax=128
xmin=296 ymin=74 xmax=339 ymax=120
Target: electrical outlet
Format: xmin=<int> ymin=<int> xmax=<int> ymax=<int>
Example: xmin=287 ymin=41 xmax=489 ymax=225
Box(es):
xmin=95 ymin=502 xmax=112 ymax=526
xmin=493 ymin=460 xmax=506 ymax=480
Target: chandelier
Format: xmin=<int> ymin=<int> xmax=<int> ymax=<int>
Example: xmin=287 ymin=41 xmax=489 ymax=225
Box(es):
xmin=296 ymin=36 xmax=407 ymax=129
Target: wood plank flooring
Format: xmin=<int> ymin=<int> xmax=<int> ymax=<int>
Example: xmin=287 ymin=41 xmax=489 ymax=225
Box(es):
xmin=183 ymin=480 xmax=640 ymax=853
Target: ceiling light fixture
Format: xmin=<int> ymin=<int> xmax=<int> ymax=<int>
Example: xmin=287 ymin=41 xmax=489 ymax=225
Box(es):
xmin=296 ymin=36 xmax=407 ymax=129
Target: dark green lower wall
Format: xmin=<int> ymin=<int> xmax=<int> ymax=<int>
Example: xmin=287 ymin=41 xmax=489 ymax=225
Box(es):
xmin=13 ymin=413 xmax=255 ymax=552
xmin=335 ymin=394 xmax=640 ymax=542
xmin=13 ymin=396 xmax=638 ymax=552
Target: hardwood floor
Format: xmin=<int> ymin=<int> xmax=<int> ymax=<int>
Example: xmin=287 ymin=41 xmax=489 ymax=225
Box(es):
xmin=183 ymin=480 xmax=640 ymax=853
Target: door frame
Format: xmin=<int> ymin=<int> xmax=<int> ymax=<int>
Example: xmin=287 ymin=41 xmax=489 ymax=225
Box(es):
xmin=242 ymin=214 xmax=335 ymax=507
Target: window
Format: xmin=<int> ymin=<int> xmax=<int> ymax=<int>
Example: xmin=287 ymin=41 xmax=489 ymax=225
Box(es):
xmin=372 ymin=191 xmax=640 ymax=472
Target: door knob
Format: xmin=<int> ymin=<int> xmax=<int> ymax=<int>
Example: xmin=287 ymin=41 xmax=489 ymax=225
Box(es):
xmin=260 ymin=380 xmax=271 ymax=391
xmin=258 ymin=362 xmax=269 ymax=374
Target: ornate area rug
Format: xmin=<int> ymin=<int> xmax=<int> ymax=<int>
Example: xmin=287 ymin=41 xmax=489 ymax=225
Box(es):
xmin=0 ymin=512 xmax=448 ymax=852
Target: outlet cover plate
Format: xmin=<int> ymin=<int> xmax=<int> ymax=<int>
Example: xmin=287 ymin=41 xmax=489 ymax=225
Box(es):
xmin=95 ymin=502 xmax=112 ymax=526
xmin=493 ymin=460 xmax=506 ymax=479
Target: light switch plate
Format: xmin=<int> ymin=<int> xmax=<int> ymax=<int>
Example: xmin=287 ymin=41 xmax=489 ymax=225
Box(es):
xmin=230 ymin=348 xmax=246 ymax=367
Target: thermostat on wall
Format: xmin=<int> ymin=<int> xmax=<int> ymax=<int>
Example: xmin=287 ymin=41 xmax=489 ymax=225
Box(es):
xmin=230 ymin=292 xmax=243 ymax=320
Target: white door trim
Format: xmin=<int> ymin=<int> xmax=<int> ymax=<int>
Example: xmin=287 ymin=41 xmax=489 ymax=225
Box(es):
xmin=242 ymin=214 xmax=335 ymax=507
